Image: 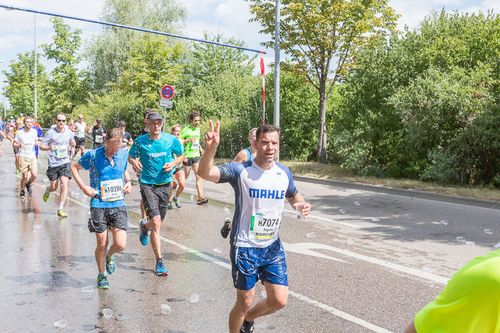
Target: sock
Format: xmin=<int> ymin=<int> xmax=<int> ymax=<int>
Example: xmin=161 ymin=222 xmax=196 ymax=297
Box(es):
xmin=59 ymin=202 xmax=64 ymax=210
xmin=156 ymin=258 xmax=163 ymax=263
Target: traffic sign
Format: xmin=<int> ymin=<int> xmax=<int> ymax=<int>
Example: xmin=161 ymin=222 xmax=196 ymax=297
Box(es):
xmin=160 ymin=98 xmax=173 ymax=109
xmin=161 ymin=85 xmax=174 ymax=100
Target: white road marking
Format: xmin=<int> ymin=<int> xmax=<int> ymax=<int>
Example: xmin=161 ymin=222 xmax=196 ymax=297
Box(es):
xmin=289 ymin=291 xmax=392 ymax=333
xmin=284 ymin=242 xmax=448 ymax=285
xmin=283 ymin=209 xmax=360 ymax=228
xmin=284 ymin=242 xmax=349 ymax=263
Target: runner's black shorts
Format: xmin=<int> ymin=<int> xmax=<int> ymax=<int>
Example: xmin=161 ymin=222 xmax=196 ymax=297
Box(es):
xmin=46 ymin=163 xmax=72 ymax=181
xmin=74 ymin=136 xmax=86 ymax=149
xmin=173 ymin=165 xmax=185 ymax=174
xmin=183 ymin=157 xmax=200 ymax=166
xmin=88 ymin=206 xmax=128 ymax=233
xmin=140 ymin=183 xmax=171 ymax=221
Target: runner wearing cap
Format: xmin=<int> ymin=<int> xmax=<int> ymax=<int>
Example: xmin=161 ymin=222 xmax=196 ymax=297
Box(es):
xmin=128 ymin=111 xmax=184 ymax=276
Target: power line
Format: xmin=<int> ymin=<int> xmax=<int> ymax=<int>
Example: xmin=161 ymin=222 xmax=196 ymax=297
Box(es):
xmin=0 ymin=3 xmax=266 ymax=55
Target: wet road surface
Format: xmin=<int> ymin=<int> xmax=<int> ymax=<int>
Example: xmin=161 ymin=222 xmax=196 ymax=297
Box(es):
xmin=1 ymin=146 xmax=499 ymax=332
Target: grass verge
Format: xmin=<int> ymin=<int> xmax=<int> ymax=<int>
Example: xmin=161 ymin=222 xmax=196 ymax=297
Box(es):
xmin=282 ymin=161 xmax=500 ymax=202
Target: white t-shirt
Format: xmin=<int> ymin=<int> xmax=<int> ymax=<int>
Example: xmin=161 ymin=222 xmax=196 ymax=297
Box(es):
xmin=75 ymin=121 xmax=86 ymax=138
xmin=15 ymin=128 xmax=38 ymax=159
xmin=42 ymin=126 xmax=74 ymax=167
xmin=218 ymin=161 xmax=298 ymax=248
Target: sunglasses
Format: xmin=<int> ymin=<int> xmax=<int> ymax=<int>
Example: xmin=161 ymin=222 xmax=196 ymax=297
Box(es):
xmin=56 ymin=119 xmax=66 ymax=122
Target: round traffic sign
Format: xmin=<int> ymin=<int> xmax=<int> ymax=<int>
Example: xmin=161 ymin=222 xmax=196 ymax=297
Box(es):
xmin=161 ymin=85 xmax=174 ymax=100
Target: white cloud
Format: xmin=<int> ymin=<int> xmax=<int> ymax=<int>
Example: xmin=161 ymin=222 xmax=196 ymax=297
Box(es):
xmin=390 ymin=0 xmax=498 ymax=30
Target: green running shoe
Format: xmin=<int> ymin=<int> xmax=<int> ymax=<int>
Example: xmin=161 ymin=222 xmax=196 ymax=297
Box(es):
xmin=57 ymin=209 xmax=68 ymax=218
xmin=96 ymin=273 xmax=109 ymax=289
xmin=106 ymin=255 xmax=116 ymax=275
xmin=42 ymin=188 xmax=50 ymax=202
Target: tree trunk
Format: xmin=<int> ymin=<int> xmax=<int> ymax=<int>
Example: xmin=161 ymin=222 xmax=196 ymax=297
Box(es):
xmin=317 ymin=81 xmax=328 ymax=163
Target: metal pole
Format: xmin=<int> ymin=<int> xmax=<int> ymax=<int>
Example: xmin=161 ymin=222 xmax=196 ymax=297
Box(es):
xmin=274 ymin=0 xmax=281 ymax=160
xmin=0 ymin=60 xmax=5 ymax=119
xmin=33 ymin=13 xmax=37 ymax=120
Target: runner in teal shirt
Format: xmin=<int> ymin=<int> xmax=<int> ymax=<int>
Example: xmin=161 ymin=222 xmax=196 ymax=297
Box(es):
xmin=128 ymin=111 xmax=185 ymax=276
xmin=129 ymin=132 xmax=183 ymax=185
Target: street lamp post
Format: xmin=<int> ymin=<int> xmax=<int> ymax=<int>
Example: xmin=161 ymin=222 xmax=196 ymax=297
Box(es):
xmin=33 ymin=13 xmax=38 ymax=121
xmin=0 ymin=60 xmax=5 ymax=119
xmin=274 ymin=0 xmax=280 ymax=160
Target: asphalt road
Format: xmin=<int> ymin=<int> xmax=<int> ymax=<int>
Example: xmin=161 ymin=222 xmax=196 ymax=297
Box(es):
xmin=1 ymin=145 xmax=499 ymax=333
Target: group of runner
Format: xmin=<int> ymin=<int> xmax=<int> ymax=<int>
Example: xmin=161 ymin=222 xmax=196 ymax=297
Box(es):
xmin=2 ymin=109 xmax=314 ymax=332
xmin=4 ymin=107 xmax=498 ymax=332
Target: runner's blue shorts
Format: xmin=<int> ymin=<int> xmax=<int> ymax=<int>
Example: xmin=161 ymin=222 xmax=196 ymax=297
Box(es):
xmin=230 ymin=239 xmax=288 ymax=290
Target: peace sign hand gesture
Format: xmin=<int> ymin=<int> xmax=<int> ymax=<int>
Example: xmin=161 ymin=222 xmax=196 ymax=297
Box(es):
xmin=204 ymin=120 xmax=220 ymax=150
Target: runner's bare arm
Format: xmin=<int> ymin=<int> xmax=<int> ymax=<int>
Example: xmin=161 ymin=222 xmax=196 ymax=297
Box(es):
xmin=123 ymin=170 xmax=132 ymax=194
xmin=162 ymin=155 xmax=185 ymax=172
xmin=12 ymin=139 xmax=21 ymax=148
xmin=233 ymin=149 xmax=247 ymax=163
xmin=198 ymin=120 xmax=221 ymax=183
xmin=128 ymin=156 xmax=143 ymax=173
xmin=287 ymin=192 xmax=312 ymax=218
xmin=70 ymin=162 xmax=97 ymax=197
xmin=38 ymin=142 xmax=53 ymax=151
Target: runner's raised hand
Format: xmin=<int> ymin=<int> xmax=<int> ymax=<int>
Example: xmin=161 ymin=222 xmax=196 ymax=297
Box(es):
xmin=204 ymin=120 xmax=220 ymax=150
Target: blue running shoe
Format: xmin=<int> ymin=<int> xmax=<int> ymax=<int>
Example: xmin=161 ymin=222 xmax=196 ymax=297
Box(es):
xmin=155 ymin=260 xmax=169 ymax=276
xmin=106 ymin=255 xmax=116 ymax=275
xmin=139 ymin=219 xmax=150 ymax=246
xmin=96 ymin=273 xmax=109 ymax=289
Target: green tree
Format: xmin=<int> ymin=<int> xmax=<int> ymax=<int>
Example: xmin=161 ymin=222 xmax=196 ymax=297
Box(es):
xmin=334 ymin=10 xmax=499 ymax=183
xmin=174 ymin=71 xmax=261 ymax=157
xmin=74 ymin=89 xmax=145 ymax=135
xmin=180 ymin=33 xmax=256 ymax=96
xmin=247 ymin=0 xmax=397 ymax=162
xmin=3 ymin=52 xmax=48 ymax=119
xmin=171 ymin=33 xmax=262 ymax=157
xmin=42 ymin=17 xmax=89 ymax=124
xmin=116 ymin=34 xmax=185 ymax=105
xmin=85 ymin=0 xmax=186 ymax=91
xmin=266 ymin=68 xmax=318 ymax=160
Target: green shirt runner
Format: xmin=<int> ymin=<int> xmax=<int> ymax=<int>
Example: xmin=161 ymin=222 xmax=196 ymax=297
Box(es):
xmin=414 ymin=248 xmax=500 ymax=333
xmin=180 ymin=125 xmax=201 ymax=158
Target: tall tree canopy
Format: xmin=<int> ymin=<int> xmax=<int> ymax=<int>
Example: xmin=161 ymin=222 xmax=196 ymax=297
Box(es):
xmin=85 ymin=0 xmax=186 ymax=91
xmin=247 ymin=0 xmax=397 ymax=161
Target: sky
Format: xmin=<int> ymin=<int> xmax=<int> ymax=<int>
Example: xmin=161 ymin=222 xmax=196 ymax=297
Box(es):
xmin=0 ymin=0 xmax=497 ymax=100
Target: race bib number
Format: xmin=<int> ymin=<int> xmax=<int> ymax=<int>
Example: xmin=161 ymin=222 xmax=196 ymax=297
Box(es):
xmin=191 ymin=141 xmax=199 ymax=151
xmin=100 ymin=179 xmax=124 ymax=202
xmin=249 ymin=209 xmax=282 ymax=241
xmin=55 ymin=145 xmax=68 ymax=159
xmin=95 ymin=135 xmax=104 ymax=143
xmin=21 ymin=143 xmax=35 ymax=154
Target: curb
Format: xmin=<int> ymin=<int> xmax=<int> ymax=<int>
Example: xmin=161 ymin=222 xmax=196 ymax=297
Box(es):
xmin=294 ymin=176 xmax=500 ymax=210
